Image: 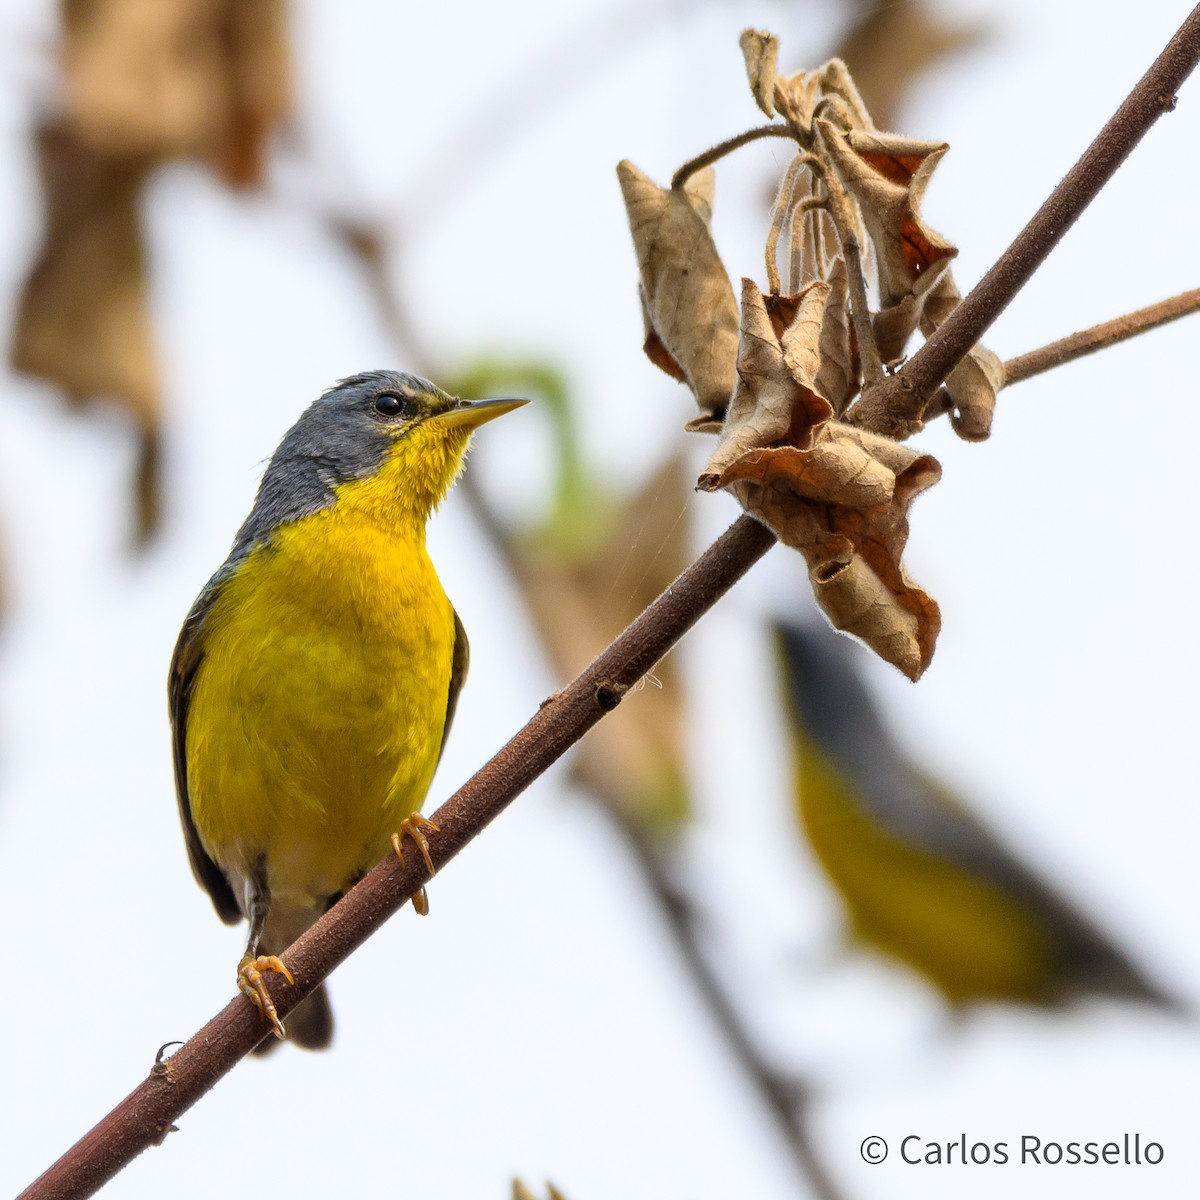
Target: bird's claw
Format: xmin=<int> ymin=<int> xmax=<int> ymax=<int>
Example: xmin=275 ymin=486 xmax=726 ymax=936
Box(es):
xmin=392 ymin=814 xmax=440 ymax=916
xmin=238 ymin=954 xmax=294 ymax=1039
xmin=391 ymin=814 xmax=439 ymax=875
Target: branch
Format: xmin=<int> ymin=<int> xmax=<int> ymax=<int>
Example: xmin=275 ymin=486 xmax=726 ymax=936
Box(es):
xmin=671 ymin=124 xmax=798 ymax=190
xmin=846 ymin=4 xmax=1200 ymax=437
xmin=1000 ymin=286 xmax=1200 ymax=387
xmin=919 ymin=286 xmax=1200 ymax=419
xmin=19 ymin=515 xmax=776 ymax=1200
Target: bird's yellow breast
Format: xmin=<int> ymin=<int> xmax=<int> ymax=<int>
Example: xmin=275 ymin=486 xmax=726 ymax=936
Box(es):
xmin=185 ymin=462 xmax=456 ymax=909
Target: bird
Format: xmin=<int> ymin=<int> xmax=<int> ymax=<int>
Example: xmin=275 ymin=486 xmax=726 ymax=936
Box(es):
xmin=774 ymin=619 xmax=1176 ymax=1011
xmin=169 ymin=371 xmax=526 ymax=1049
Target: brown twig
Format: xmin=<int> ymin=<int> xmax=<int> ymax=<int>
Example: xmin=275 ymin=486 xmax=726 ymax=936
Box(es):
xmin=919 ymin=286 xmax=1200 ymax=419
xmin=671 ymin=124 xmax=798 ymax=190
xmin=1001 ymin=286 xmax=1200 ymax=387
xmin=18 ymin=516 xmax=777 ymax=1200
xmin=846 ymin=4 xmax=1200 ymax=437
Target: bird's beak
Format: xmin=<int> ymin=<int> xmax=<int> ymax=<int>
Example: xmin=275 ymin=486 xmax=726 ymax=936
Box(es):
xmin=428 ymin=397 xmax=529 ymax=430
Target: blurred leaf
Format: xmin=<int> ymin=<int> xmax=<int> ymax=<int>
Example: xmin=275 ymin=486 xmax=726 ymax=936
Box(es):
xmin=518 ymin=455 xmax=694 ymax=832
xmin=833 ymin=1 xmax=990 ymax=133
xmin=11 ymin=126 xmax=161 ymax=541
xmin=451 ymin=354 xmax=693 ymax=831
xmin=448 ymin=357 xmax=614 ymax=561
xmin=61 ymin=0 xmax=291 ymax=187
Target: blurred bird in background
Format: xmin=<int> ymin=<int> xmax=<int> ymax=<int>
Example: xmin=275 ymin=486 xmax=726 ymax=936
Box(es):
xmin=774 ymin=619 xmax=1177 ymax=1011
xmin=170 ymin=371 xmax=525 ymax=1050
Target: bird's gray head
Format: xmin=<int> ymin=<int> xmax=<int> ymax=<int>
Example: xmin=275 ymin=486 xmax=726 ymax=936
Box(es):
xmin=231 ymin=371 xmax=525 ymax=556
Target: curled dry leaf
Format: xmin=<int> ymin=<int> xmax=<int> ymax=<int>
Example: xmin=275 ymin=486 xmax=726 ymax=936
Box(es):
xmin=920 ymin=272 xmax=1004 ymax=440
xmin=739 ymin=29 xmax=779 ymax=117
xmin=699 ymin=280 xmax=941 ymax=678
xmin=618 ymin=161 xmax=739 ymax=431
xmin=816 ymin=119 xmax=957 ymax=359
xmin=11 ymin=126 xmax=162 ymax=540
xmin=699 ymin=280 xmax=834 ymax=487
xmin=813 ymin=257 xmax=856 ymax=413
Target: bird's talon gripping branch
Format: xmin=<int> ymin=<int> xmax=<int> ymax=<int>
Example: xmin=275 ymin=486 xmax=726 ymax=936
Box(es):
xmin=237 ymin=955 xmax=294 ymax=1039
xmin=412 ymin=887 xmax=430 ymax=917
xmin=392 ymin=813 xmax=440 ymax=877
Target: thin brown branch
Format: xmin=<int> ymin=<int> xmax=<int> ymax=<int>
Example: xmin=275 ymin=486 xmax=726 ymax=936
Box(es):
xmin=846 ymin=4 xmax=1200 ymax=437
xmin=671 ymin=124 xmax=798 ymax=190
xmin=18 ymin=516 xmax=776 ymax=1200
xmin=597 ymin=803 xmax=848 ymax=1200
xmin=1001 ymin=286 xmax=1200 ymax=387
xmin=920 ymin=286 xmax=1200 ymax=419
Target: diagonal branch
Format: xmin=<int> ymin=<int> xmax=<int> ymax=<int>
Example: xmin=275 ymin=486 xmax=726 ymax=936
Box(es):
xmin=19 ymin=515 xmax=777 ymax=1200
xmin=846 ymin=4 xmax=1200 ymax=437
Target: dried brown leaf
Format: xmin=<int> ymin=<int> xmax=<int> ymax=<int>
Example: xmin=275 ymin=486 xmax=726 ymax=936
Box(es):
xmin=726 ymin=435 xmax=940 ymax=677
xmin=698 ymin=280 xmax=834 ymax=487
xmin=11 ymin=125 xmax=161 ymax=539
xmin=698 ymin=277 xmax=940 ymax=675
xmin=617 ymin=161 xmax=739 ymax=429
xmin=816 ymin=119 xmax=957 ymax=312
xmin=739 ymin=28 xmax=779 ymax=117
xmin=814 ymin=258 xmax=857 ymax=412
xmin=919 ymin=271 xmax=1004 ymax=440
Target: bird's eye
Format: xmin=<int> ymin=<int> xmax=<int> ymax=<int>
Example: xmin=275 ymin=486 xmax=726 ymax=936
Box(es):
xmin=373 ymin=392 xmax=409 ymax=418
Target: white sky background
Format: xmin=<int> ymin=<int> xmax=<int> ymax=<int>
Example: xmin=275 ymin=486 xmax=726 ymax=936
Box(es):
xmin=0 ymin=0 xmax=1198 ymax=1197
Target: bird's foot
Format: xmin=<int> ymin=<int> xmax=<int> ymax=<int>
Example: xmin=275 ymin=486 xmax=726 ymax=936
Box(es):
xmin=391 ymin=814 xmax=439 ymax=875
xmin=238 ymin=954 xmax=294 ymax=1039
xmin=392 ymin=814 xmax=440 ymax=917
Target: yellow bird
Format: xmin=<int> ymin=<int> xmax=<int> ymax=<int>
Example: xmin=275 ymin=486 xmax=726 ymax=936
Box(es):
xmin=774 ymin=620 xmax=1175 ymax=1010
xmin=169 ymin=372 xmax=525 ymax=1049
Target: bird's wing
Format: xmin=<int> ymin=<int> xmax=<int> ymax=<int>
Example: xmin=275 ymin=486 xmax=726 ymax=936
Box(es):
xmin=437 ymin=606 xmax=470 ymax=766
xmin=168 ymin=569 xmax=242 ymax=925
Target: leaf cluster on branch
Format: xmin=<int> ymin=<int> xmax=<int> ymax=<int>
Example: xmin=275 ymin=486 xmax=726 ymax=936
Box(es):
xmin=618 ymin=34 xmax=1007 ymax=678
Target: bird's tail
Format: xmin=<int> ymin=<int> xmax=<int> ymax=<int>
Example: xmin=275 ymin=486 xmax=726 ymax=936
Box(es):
xmin=252 ymin=982 xmax=334 ymax=1055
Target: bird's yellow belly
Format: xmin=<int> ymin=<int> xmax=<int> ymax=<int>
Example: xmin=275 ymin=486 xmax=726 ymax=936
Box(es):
xmin=186 ymin=507 xmax=455 ymax=909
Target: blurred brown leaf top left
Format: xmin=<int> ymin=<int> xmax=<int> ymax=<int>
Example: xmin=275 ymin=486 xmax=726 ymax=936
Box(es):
xmin=11 ymin=0 xmax=291 ymax=543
